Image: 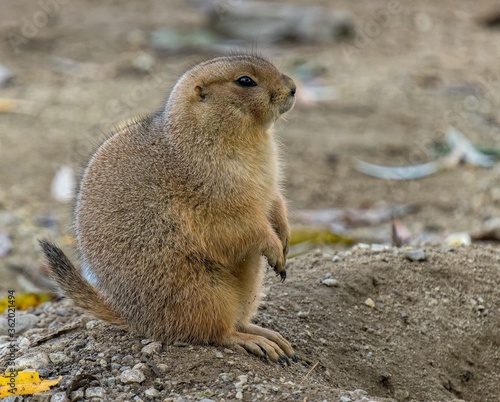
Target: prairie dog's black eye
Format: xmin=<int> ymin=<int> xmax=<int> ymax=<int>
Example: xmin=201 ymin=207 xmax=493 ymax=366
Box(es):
xmin=236 ymin=76 xmax=257 ymax=87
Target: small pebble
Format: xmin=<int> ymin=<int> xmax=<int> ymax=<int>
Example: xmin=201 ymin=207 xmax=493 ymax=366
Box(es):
xmin=173 ymin=340 xmax=189 ymax=347
xmin=394 ymin=388 xmax=410 ymax=400
xmin=3 ymin=396 xmax=25 ymax=402
xmin=215 ymin=351 xmax=224 ymax=358
xmin=321 ymin=278 xmax=339 ymax=287
xmin=405 ymin=249 xmax=426 ymax=262
xmin=133 ymin=362 xmax=147 ymax=371
xmin=220 ymin=372 xmax=234 ymax=382
xmin=51 ymin=392 xmax=70 ymax=402
xmin=0 ymin=231 xmax=12 ymax=257
xmin=237 ymin=374 xmax=248 ymax=383
xmin=141 ymin=341 xmax=162 ymax=356
xmin=0 ymin=64 xmax=13 ymax=87
xmin=70 ymin=389 xmax=84 ymax=401
xmin=132 ymin=52 xmax=155 ymax=73
xmin=371 ymin=243 xmax=390 ymax=252
xmin=144 ymin=388 xmax=160 ymax=398
xmin=120 ymin=369 xmax=145 ymax=384
xmin=32 ymin=392 xmax=53 ymax=402
xmin=56 ymin=308 xmax=68 ymax=316
xmin=364 ymin=298 xmax=376 ymax=308
xmin=85 ymin=387 xmax=106 ymax=398
xmin=156 ymin=363 xmax=168 ymax=373
xmin=85 ymin=320 xmax=100 ymax=330
xmin=50 ymin=165 xmax=75 ymax=203
xmin=15 ymin=352 xmax=49 ymax=370
xmin=297 ymin=311 xmax=309 ymax=318
xmin=445 ymin=232 xmax=471 ymax=246
xmin=49 ymin=352 xmax=70 ymax=364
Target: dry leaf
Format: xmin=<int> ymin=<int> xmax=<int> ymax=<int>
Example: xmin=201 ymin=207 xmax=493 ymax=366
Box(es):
xmin=0 ymin=371 xmax=61 ymax=397
xmin=392 ymin=218 xmax=412 ymax=247
xmin=0 ymin=293 xmax=53 ymax=313
xmin=0 ymin=99 xmax=39 ymax=115
xmin=291 ymin=227 xmax=353 ymax=246
xmin=0 ymin=99 xmax=18 ymax=113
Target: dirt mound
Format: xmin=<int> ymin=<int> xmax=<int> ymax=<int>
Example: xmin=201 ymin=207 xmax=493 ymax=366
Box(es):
xmin=2 ymin=246 xmax=498 ymax=401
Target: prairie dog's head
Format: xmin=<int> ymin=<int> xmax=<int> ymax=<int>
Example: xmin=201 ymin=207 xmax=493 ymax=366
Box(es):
xmin=166 ymin=54 xmax=296 ymax=131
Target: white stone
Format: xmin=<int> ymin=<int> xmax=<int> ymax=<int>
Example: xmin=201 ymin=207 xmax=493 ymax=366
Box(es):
xmin=321 ymin=278 xmax=339 ymax=287
xmin=120 ymin=369 xmax=145 ymax=384
xmin=85 ymin=387 xmax=106 ymax=398
xmin=69 ymin=389 xmax=84 ymax=401
xmin=405 ymin=249 xmax=426 ymax=261
xmin=15 ymin=352 xmax=49 ymax=370
xmin=51 ymin=392 xmax=70 ymax=402
xmin=445 ymin=232 xmax=471 ymax=247
xmin=51 ymin=165 xmax=75 ymax=203
xmin=364 ymin=298 xmax=376 ymax=309
xmin=144 ymin=388 xmax=160 ymax=398
xmin=49 ymin=352 xmax=70 ymax=364
xmin=141 ymin=341 xmax=162 ymax=356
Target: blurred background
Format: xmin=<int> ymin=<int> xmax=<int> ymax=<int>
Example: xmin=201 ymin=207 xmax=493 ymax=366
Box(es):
xmin=1 ymin=0 xmax=500 ymax=291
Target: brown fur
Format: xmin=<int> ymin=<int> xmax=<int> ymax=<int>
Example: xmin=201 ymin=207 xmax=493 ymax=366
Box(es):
xmin=40 ymin=54 xmax=296 ymax=363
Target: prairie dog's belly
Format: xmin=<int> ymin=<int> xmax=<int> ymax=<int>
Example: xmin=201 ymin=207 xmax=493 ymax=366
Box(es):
xmin=74 ymin=126 xmax=279 ymax=278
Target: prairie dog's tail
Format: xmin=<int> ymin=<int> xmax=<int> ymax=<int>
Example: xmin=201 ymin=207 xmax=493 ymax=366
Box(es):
xmin=39 ymin=240 xmax=126 ymax=327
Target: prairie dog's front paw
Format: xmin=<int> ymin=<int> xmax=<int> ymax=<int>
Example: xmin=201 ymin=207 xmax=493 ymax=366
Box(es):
xmin=280 ymin=225 xmax=291 ymax=260
xmin=262 ymin=235 xmax=287 ymax=282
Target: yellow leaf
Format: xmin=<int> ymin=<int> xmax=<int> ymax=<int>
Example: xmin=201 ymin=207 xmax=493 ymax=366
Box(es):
xmin=0 ymin=293 xmax=53 ymax=313
xmin=0 ymin=99 xmax=18 ymax=113
xmin=0 ymin=371 xmax=61 ymax=397
xmin=291 ymin=227 xmax=353 ymax=246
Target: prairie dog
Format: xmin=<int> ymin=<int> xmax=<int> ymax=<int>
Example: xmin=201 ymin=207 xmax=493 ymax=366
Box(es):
xmin=41 ymin=53 xmax=296 ymax=363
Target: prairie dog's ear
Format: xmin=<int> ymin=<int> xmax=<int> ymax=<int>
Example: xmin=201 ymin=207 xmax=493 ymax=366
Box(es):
xmin=195 ymin=85 xmax=207 ymax=101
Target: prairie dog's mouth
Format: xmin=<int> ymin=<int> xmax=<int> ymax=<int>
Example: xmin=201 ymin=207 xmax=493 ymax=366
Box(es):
xmin=279 ymin=95 xmax=296 ymax=115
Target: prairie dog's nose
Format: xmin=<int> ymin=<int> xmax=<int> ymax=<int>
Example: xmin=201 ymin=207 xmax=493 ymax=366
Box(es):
xmin=283 ymin=74 xmax=296 ymax=97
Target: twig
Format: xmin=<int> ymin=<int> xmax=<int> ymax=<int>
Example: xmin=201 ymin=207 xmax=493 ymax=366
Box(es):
xmin=300 ymin=361 xmax=319 ymax=384
xmin=32 ymin=320 xmax=83 ymax=346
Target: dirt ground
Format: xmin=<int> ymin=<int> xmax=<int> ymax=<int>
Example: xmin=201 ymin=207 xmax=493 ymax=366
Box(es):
xmin=0 ymin=1 xmax=499 ymax=401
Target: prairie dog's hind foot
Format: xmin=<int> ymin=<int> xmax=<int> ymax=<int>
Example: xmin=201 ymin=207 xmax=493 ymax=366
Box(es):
xmin=228 ymin=323 xmax=297 ymax=364
xmin=227 ymin=331 xmax=295 ymax=365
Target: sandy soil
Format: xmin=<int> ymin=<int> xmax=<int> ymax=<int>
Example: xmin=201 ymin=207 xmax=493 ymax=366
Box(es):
xmin=0 ymin=1 xmax=499 ymax=401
